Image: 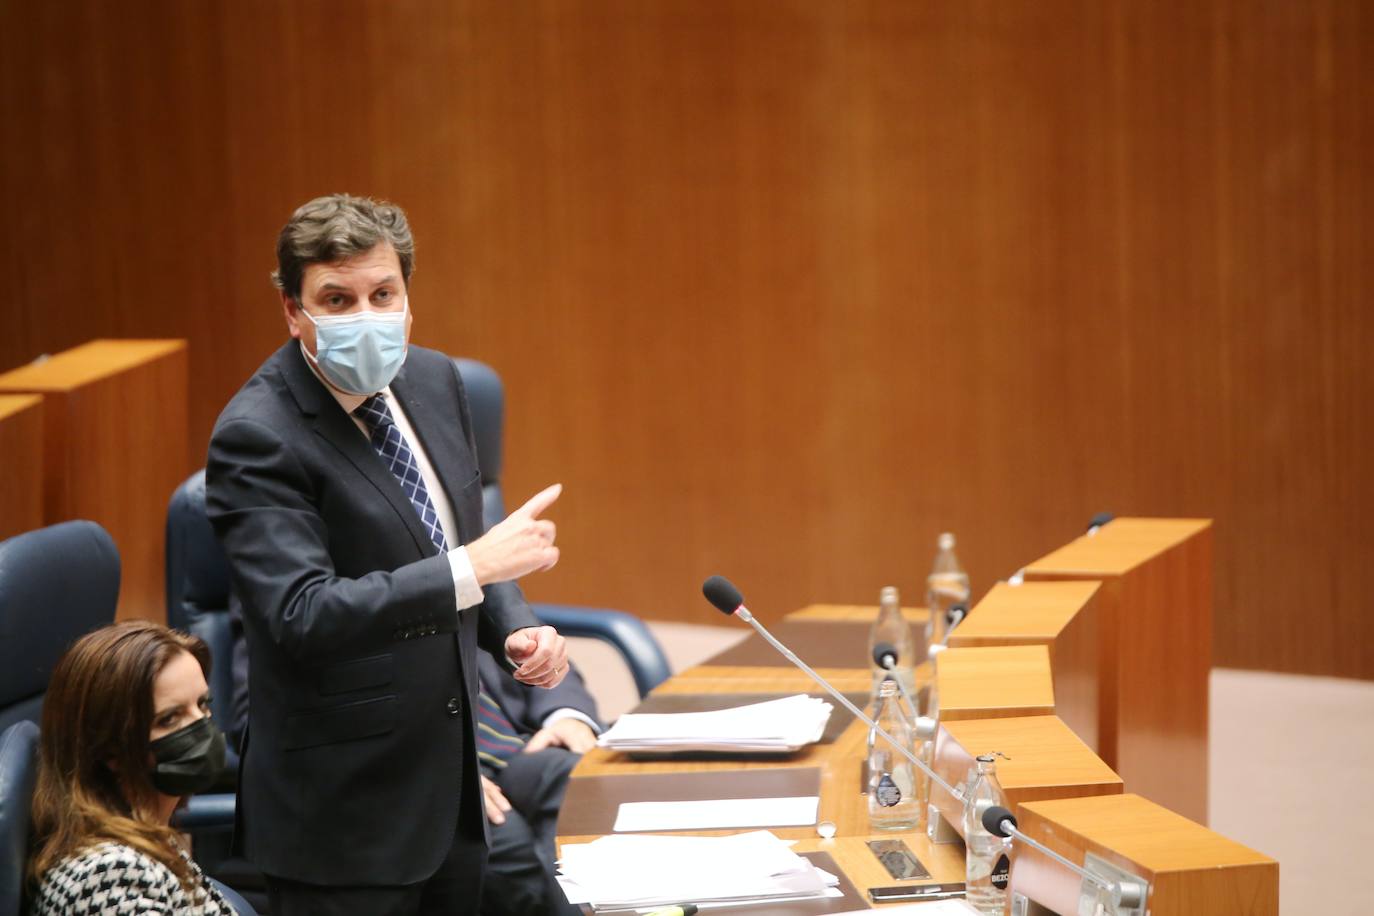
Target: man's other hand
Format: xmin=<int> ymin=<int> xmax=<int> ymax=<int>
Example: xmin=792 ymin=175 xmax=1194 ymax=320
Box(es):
xmin=525 ymin=718 xmax=597 ymax=754
xmin=505 ymin=625 xmax=569 ymax=688
xmin=480 ymin=774 xmax=511 ymax=825
xmin=468 ymin=484 xmax=561 ymax=585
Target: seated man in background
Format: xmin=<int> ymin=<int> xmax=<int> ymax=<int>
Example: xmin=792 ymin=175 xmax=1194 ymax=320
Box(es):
xmin=229 ymin=619 xmax=598 ymax=915
xmin=473 ymin=649 xmax=599 ymax=916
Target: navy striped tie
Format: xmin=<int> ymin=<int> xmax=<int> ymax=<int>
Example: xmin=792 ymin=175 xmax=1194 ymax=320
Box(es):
xmin=354 ymin=395 xmax=449 ymax=554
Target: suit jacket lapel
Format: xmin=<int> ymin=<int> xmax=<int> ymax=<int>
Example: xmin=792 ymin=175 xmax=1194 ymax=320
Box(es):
xmin=277 ymin=342 xmax=435 ymax=558
xmin=391 ymin=358 xmax=479 ymax=544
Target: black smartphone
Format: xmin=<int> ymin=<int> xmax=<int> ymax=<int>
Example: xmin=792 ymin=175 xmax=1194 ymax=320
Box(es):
xmin=868 ymin=882 xmax=967 ymax=903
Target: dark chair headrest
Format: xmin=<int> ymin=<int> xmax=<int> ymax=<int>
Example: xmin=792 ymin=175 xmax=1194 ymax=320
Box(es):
xmin=165 ymin=469 xmax=231 ymax=630
xmin=453 ymin=358 xmax=504 ymax=486
xmin=0 ymin=522 xmax=119 ymax=711
xmin=0 ymin=721 xmax=40 ymax=916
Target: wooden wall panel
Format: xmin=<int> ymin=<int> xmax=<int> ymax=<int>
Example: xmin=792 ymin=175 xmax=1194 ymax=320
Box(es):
xmin=0 ymin=396 xmax=45 ymax=543
xmin=1 ymin=1 xmax=1369 ymax=676
xmin=0 ymin=341 xmax=189 ymax=623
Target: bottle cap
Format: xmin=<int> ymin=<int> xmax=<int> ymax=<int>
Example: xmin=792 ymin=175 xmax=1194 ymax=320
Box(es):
xmin=938 ymin=532 xmax=956 ymax=550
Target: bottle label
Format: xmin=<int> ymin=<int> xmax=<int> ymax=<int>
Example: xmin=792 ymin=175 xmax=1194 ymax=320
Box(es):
xmin=875 ymin=773 xmax=902 ymax=807
xmin=992 ymin=854 xmax=1011 ymax=890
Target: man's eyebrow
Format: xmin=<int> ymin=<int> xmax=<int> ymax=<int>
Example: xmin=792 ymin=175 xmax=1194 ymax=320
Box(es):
xmin=314 ymin=275 xmax=399 ymax=293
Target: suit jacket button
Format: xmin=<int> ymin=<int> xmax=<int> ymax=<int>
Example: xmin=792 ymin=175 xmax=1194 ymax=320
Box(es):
xmin=446 ymin=697 xmax=461 ymax=718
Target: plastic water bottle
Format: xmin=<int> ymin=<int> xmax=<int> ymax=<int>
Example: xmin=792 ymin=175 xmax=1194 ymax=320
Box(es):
xmin=962 ymin=754 xmax=1012 ymax=915
xmin=868 ymin=585 xmax=917 ymax=701
xmin=926 ymin=533 xmax=970 ymax=646
xmin=911 ymin=713 xmax=937 ymax=832
xmin=866 ymin=678 xmax=920 ymax=830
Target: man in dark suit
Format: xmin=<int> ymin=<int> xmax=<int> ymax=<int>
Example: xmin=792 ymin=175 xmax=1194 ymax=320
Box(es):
xmin=225 ymin=630 xmax=598 ymax=915
xmin=207 ymin=194 xmax=570 ymax=916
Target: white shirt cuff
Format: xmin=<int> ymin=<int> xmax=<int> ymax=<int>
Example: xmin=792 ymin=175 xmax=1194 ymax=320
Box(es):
xmin=447 ymin=546 xmax=485 ymax=611
xmin=542 ymin=708 xmax=601 ymax=734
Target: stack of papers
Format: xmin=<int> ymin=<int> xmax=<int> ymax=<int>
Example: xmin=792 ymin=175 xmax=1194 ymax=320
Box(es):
xmin=596 ymin=694 xmax=833 ymax=754
xmin=557 ymin=831 xmax=841 ymax=911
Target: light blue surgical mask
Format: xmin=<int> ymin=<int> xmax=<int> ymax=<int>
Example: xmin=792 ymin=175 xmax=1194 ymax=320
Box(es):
xmin=299 ymin=297 xmax=409 ymax=395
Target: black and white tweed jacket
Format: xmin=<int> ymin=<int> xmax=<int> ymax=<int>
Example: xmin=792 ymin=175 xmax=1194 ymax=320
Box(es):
xmin=29 ymin=841 xmax=234 ymax=915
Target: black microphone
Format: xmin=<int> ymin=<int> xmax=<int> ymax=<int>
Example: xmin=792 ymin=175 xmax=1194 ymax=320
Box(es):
xmin=945 ymin=602 xmax=968 ymax=635
xmin=703 ymin=575 xmax=745 ymax=615
xmin=702 ymin=576 xmax=955 ymax=798
xmin=1086 ymin=512 xmax=1115 ymax=536
xmin=981 ymin=806 xmax=1145 ymax=910
xmin=870 ymin=642 xmax=925 ymax=727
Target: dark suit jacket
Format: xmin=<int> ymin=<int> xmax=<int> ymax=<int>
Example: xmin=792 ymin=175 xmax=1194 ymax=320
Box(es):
xmin=206 ymin=341 xmax=539 ymax=887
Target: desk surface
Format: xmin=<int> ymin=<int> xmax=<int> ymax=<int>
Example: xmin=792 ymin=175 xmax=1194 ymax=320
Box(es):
xmin=560 ymin=613 xmax=965 ymax=909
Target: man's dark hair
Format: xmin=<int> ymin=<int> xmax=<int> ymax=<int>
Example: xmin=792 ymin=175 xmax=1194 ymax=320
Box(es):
xmin=272 ymin=194 xmax=415 ymax=299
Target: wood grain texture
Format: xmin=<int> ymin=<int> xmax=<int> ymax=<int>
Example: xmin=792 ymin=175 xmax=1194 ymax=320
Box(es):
xmin=0 ymin=341 xmax=188 ymax=622
xmin=656 ymin=665 xmax=873 ymax=695
xmin=1 ymin=2 xmax=1368 ymax=678
xmin=1014 ymin=794 xmax=1278 ymax=916
xmin=935 ymin=645 xmax=1057 ymax=722
xmin=786 ymin=604 xmax=931 ymax=625
xmin=929 ymin=715 xmax=1123 ymax=842
xmin=0 ymin=395 xmax=45 ymax=543
xmin=1025 ymin=518 xmax=1212 ymax=823
xmin=948 ymin=581 xmax=1102 ymax=754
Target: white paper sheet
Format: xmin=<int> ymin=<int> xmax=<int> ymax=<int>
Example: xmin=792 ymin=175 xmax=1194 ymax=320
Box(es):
xmin=612 ymin=795 xmax=820 ymax=832
xmin=557 ymin=830 xmax=838 ymax=910
xmin=597 ymin=694 xmax=833 ymax=753
xmin=821 ymin=901 xmax=977 ymax=915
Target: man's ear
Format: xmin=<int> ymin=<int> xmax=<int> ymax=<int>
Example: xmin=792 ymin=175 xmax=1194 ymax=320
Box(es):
xmin=283 ymin=293 xmax=302 ymax=340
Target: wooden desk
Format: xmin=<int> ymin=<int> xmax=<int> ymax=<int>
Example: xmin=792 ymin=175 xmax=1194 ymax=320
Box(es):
xmin=0 ymin=394 xmax=44 ymax=542
xmin=0 ymin=340 xmax=188 ymax=621
xmin=1012 ymin=794 xmax=1277 ymax=916
xmin=1023 ymin=518 xmax=1212 ymax=823
xmin=935 ymin=645 xmax=1056 ymax=722
xmin=947 ymin=581 xmax=1101 ymax=750
xmin=561 ymin=578 xmax=1273 ymax=912
xmin=929 ymin=715 xmax=1123 ymax=840
xmin=786 ymin=604 xmax=930 ymax=627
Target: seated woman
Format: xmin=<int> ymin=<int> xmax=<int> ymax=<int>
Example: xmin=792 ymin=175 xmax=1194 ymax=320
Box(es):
xmin=28 ymin=620 xmax=235 ymax=915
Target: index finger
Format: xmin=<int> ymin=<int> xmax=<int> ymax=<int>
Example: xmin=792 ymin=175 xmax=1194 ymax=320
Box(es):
xmin=515 ymin=483 xmax=562 ymax=519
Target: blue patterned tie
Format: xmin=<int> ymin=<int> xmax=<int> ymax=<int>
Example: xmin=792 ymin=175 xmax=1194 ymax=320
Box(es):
xmin=353 ymin=395 xmax=449 ymax=553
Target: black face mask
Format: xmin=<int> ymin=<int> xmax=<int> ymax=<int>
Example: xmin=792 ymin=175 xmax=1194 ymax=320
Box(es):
xmin=148 ymin=715 xmax=226 ymax=796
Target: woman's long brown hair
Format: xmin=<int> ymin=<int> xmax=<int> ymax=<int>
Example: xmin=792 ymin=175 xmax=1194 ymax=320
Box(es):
xmin=28 ymin=620 xmax=212 ymax=892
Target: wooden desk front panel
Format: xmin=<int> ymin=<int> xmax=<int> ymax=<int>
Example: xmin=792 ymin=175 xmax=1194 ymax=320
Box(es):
xmin=0 ymin=395 xmax=44 ymax=543
xmin=1013 ymin=794 xmax=1277 ymax=916
xmin=0 ymin=340 xmax=189 ymax=622
xmin=936 ymin=645 xmax=1056 ymax=722
xmin=930 ymin=716 xmax=1122 ymax=841
xmin=948 ymin=581 xmax=1102 ymax=753
xmin=1024 ymin=519 xmax=1212 ymax=823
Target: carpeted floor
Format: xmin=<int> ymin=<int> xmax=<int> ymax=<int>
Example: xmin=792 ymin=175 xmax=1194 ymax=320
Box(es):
xmin=566 ymin=622 xmax=1374 ymax=916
